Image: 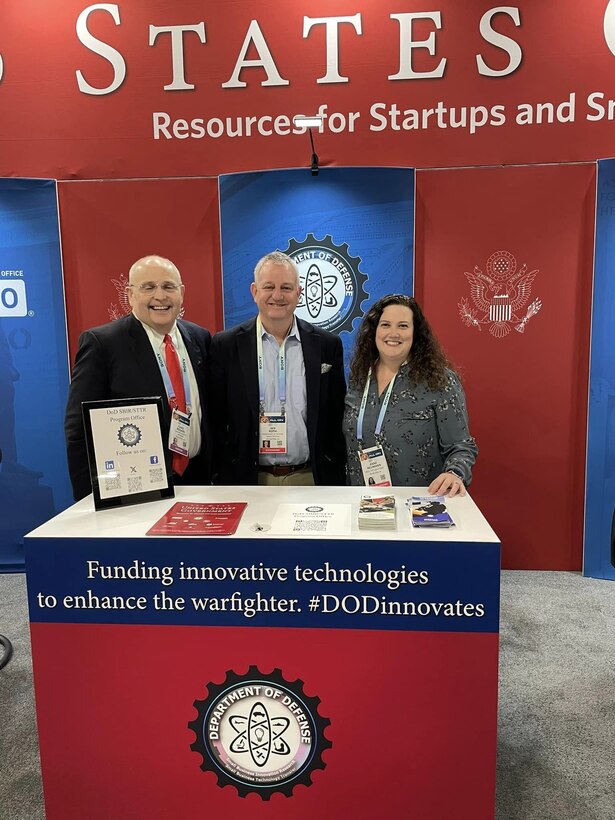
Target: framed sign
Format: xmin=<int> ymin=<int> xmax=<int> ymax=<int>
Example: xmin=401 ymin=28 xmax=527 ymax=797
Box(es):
xmin=82 ymin=397 xmax=174 ymax=510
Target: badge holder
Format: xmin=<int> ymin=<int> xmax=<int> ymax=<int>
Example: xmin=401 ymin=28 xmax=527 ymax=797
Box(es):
xmin=259 ymin=412 xmax=287 ymax=454
xmin=359 ymin=444 xmax=392 ymax=487
xmin=82 ymin=396 xmax=175 ymax=510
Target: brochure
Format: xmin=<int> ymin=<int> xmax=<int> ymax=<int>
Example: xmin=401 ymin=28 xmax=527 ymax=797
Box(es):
xmin=269 ymin=503 xmax=352 ymax=536
xmin=358 ymin=495 xmax=396 ymax=530
xmin=147 ymin=502 xmax=247 ymax=536
xmin=409 ymin=496 xmax=455 ymax=528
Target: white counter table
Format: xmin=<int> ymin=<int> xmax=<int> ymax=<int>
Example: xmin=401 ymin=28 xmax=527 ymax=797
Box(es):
xmin=26 ymin=485 xmax=500 ymax=819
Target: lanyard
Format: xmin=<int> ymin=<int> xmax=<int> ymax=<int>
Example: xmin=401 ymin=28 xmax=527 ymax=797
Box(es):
xmin=357 ymin=367 xmax=396 ymax=442
xmin=155 ymin=338 xmax=192 ymax=411
xmin=256 ymin=316 xmax=289 ymax=412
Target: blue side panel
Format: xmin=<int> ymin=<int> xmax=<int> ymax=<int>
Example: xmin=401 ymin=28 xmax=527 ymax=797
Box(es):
xmin=219 ymin=167 xmax=414 ymax=373
xmin=585 ymin=159 xmax=615 ymax=579
xmin=0 ymin=179 xmax=72 ymax=571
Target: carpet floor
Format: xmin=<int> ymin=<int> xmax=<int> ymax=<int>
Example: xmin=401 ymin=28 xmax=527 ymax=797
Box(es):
xmin=1 ymin=570 xmax=613 ymax=819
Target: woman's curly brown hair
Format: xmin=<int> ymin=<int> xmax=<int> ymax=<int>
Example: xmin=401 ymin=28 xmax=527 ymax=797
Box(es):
xmin=349 ymin=294 xmax=454 ymax=391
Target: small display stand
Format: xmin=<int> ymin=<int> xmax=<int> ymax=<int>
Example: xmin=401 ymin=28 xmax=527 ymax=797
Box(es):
xmin=82 ymin=397 xmax=174 ymax=509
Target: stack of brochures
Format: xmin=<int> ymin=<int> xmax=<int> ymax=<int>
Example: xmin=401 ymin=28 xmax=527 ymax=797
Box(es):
xmin=408 ymin=496 xmax=455 ymax=528
xmin=358 ymin=495 xmax=396 ymax=530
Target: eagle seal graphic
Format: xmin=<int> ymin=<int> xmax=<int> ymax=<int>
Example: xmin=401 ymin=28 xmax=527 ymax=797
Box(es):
xmin=458 ymin=250 xmax=542 ymax=338
xmin=108 ymin=274 xmax=131 ymax=321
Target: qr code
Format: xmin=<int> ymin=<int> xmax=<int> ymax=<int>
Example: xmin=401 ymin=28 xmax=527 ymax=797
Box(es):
xmin=293 ymin=521 xmax=327 ymax=532
xmin=127 ymin=476 xmax=143 ymax=493
xmin=149 ymin=468 xmax=164 ymax=483
xmin=104 ymin=477 xmax=121 ymax=492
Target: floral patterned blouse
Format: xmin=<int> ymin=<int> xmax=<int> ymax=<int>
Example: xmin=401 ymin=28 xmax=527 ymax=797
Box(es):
xmin=343 ymin=365 xmax=478 ymax=487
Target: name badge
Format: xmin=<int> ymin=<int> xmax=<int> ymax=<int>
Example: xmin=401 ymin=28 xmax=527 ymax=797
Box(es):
xmin=359 ymin=444 xmax=392 ymax=487
xmin=259 ymin=412 xmax=287 ymax=454
xmin=169 ymin=408 xmax=190 ymax=456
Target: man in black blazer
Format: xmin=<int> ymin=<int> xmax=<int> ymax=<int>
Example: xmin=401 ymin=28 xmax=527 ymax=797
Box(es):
xmin=64 ymin=255 xmax=211 ymax=501
xmin=210 ymin=250 xmax=346 ymax=486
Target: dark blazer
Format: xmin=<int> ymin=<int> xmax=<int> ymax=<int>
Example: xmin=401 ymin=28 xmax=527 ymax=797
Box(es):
xmin=64 ymin=314 xmax=211 ymax=501
xmin=209 ymin=316 xmax=347 ymax=485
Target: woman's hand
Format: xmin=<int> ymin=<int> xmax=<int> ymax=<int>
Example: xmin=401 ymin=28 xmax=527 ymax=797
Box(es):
xmin=428 ymin=471 xmax=466 ymax=498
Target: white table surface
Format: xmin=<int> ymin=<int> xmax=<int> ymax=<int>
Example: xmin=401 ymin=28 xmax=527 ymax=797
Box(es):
xmin=27 ymin=485 xmax=499 ymax=543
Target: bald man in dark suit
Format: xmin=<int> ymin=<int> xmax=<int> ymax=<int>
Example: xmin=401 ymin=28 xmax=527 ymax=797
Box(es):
xmin=65 ymin=255 xmax=211 ymax=500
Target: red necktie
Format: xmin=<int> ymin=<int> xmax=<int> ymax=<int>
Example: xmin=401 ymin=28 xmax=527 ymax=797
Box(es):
xmin=164 ymin=334 xmax=189 ymax=476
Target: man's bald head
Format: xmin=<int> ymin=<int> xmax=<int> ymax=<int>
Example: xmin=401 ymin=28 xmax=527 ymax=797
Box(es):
xmin=126 ymin=255 xmax=185 ymax=335
xmin=128 ymin=255 xmax=182 ymax=284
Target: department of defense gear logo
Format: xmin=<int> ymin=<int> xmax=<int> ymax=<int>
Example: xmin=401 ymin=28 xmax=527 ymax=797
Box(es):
xmin=458 ymin=250 xmax=542 ymax=338
xmin=117 ymin=423 xmax=141 ymax=447
xmin=282 ymin=234 xmax=368 ymax=334
xmin=188 ymin=666 xmax=332 ymax=799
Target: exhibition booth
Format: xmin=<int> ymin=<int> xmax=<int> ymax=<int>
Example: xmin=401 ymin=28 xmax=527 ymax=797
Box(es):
xmin=2 ymin=3 xmax=615 ymax=816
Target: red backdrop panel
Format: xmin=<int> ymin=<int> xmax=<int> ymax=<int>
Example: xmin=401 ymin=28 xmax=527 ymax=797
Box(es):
xmin=415 ymin=164 xmax=595 ymax=570
xmin=58 ymin=178 xmax=223 ymax=361
xmin=2 ymin=1 xmax=615 ymax=177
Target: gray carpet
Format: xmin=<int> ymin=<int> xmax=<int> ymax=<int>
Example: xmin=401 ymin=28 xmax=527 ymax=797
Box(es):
xmin=0 ymin=573 xmax=44 ymax=820
xmin=496 ymin=571 xmax=615 ymax=820
xmin=1 ymin=571 xmax=613 ymax=820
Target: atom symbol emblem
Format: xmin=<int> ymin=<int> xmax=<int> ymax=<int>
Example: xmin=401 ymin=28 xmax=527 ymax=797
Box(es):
xmin=282 ymin=234 xmax=368 ymax=334
xmin=304 ymin=263 xmax=338 ymax=319
xmin=229 ymin=701 xmax=291 ymax=766
xmin=189 ymin=666 xmax=332 ymax=799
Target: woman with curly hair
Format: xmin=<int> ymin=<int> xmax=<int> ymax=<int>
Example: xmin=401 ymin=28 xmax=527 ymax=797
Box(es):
xmin=344 ymin=294 xmax=477 ymax=495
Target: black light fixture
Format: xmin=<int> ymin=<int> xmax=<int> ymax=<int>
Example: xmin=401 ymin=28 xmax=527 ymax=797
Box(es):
xmin=309 ymin=128 xmax=319 ymax=176
xmin=293 ymin=115 xmax=323 ymax=176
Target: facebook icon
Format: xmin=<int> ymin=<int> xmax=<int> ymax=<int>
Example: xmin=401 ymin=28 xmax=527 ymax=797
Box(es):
xmin=150 ymin=456 xmax=159 ymax=465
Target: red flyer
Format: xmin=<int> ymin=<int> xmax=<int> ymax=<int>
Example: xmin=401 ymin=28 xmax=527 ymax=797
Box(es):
xmin=146 ymin=502 xmax=247 ymax=536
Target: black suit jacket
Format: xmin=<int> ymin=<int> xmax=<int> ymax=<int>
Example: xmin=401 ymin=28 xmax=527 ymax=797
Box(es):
xmin=209 ymin=317 xmax=347 ymax=485
xmin=64 ymin=314 xmax=211 ymax=501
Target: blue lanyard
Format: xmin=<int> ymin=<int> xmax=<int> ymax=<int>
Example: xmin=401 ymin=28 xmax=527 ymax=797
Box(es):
xmin=256 ymin=316 xmax=289 ymax=412
xmin=155 ymin=336 xmax=192 ymax=412
xmin=357 ymin=368 xmax=396 ymax=442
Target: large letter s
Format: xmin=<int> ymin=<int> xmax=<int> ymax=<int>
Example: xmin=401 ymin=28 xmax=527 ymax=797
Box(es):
xmin=76 ymin=4 xmax=126 ymax=95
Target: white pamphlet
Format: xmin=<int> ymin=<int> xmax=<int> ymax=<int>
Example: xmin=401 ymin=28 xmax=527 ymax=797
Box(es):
xmin=269 ymin=503 xmax=352 ymax=536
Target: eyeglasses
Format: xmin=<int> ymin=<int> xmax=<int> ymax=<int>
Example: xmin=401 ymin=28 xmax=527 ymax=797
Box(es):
xmin=257 ymin=284 xmax=297 ymax=293
xmin=128 ymin=282 xmax=182 ymax=293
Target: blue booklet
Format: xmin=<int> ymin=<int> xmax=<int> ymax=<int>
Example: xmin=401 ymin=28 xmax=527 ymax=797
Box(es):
xmin=408 ymin=496 xmax=455 ymax=528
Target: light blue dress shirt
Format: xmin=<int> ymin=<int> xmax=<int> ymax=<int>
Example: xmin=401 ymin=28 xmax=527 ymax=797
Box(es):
xmin=259 ymin=317 xmax=309 ymax=466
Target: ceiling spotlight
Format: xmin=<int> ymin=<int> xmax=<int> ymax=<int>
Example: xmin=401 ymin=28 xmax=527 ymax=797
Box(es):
xmin=293 ymin=115 xmax=324 ymax=129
